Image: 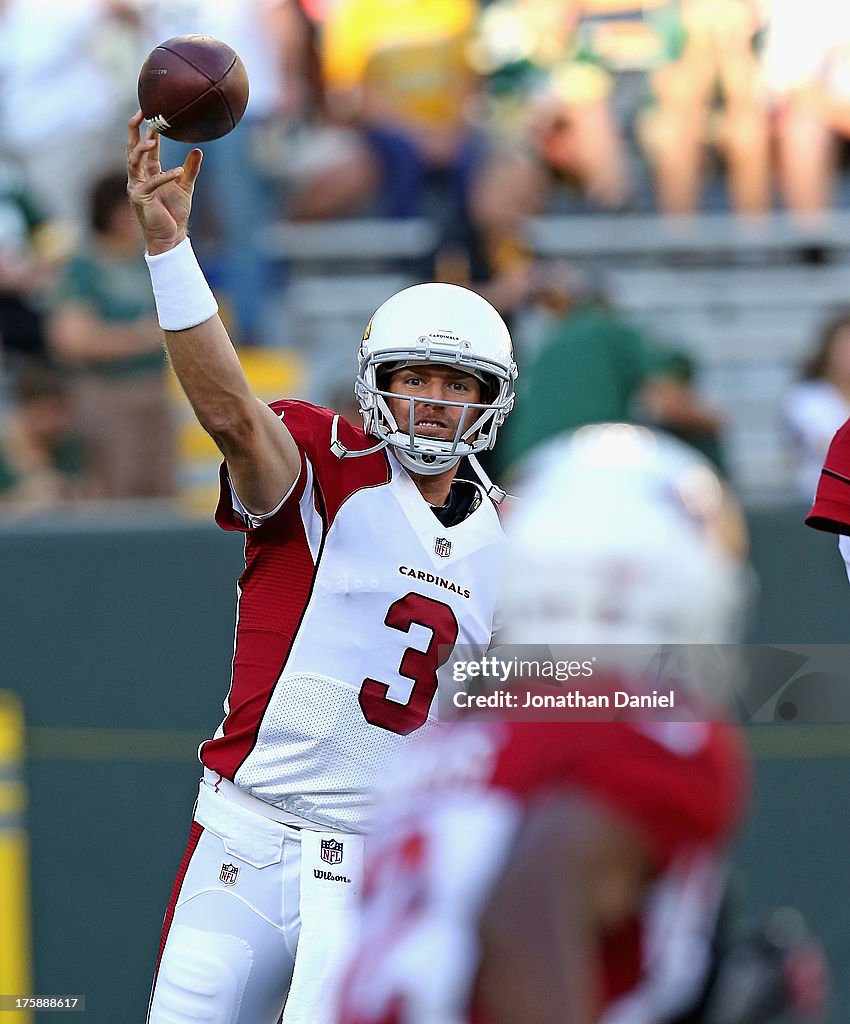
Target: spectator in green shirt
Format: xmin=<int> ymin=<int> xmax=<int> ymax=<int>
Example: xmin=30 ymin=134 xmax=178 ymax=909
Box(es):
xmin=0 ymin=155 xmax=71 ymax=368
xmin=47 ymin=172 xmax=176 ymax=499
xmin=495 ymin=281 xmax=724 ymax=475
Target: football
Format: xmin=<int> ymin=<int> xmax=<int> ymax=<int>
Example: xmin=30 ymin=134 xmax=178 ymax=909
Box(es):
xmin=137 ymin=35 xmax=249 ymax=144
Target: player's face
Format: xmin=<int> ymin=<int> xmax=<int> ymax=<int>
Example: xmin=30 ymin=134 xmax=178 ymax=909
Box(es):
xmin=385 ymin=364 xmax=483 ymax=441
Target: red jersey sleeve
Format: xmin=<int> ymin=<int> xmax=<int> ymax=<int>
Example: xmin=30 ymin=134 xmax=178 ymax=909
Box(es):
xmin=806 ymin=416 xmax=850 ymax=535
xmin=489 ymin=719 xmax=748 ymax=871
xmin=215 ymin=400 xmax=390 ymax=532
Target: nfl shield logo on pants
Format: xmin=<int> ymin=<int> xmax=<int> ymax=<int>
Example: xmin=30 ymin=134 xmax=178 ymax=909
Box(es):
xmin=219 ymin=862 xmax=239 ymax=885
xmin=434 ymin=537 xmax=452 ymax=558
xmin=320 ymin=838 xmax=344 ymax=865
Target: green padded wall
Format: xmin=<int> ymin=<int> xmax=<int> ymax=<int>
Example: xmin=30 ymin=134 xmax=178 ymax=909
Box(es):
xmin=2 ymin=506 xmax=846 ymax=1022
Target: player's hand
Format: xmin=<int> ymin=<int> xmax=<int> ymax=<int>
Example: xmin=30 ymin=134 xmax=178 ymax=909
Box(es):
xmin=126 ymin=110 xmax=202 ymax=256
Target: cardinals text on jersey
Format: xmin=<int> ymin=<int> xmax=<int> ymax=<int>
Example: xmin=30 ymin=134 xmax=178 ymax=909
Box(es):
xmin=202 ymin=401 xmax=506 ymax=831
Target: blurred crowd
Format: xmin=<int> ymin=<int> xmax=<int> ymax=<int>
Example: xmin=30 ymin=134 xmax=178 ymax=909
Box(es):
xmin=2 ymin=0 xmax=850 ymax=514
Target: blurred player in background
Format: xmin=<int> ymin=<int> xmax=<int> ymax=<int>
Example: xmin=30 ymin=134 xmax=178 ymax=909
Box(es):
xmin=126 ymin=113 xmax=517 ymax=1024
xmin=337 ymin=424 xmax=826 ymax=1024
xmin=804 ymin=414 xmax=850 ymax=576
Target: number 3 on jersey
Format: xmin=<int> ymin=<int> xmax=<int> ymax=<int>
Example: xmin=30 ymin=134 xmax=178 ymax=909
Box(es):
xmin=359 ymin=593 xmax=459 ymax=735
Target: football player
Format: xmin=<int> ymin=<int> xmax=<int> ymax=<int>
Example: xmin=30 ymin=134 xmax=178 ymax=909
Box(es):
xmin=336 ymin=425 xmax=824 ymax=1024
xmin=126 ymin=113 xmax=517 ymax=1024
xmin=805 ymin=414 xmax=850 ymax=577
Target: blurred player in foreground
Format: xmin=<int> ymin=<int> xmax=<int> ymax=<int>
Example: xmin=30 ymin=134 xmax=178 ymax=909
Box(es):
xmin=125 ymin=112 xmax=517 ymax=1024
xmin=337 ymin=424 xmax=826 ymax=1024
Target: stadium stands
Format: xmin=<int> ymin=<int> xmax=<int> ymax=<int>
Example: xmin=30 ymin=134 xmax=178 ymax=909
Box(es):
xmin=256 ymin=211 xmax=850 ymax=506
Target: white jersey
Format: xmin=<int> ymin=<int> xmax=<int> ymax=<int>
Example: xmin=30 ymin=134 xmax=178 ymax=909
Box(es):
xmin=203 ymin=401 xmax=505 ymax=831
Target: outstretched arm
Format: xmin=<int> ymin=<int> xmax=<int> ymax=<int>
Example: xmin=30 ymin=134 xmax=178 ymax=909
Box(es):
xmin=475 ymin=792 xmax=652 ymax=1024
xmin=125 ymin=111 xmax=300 ymax=514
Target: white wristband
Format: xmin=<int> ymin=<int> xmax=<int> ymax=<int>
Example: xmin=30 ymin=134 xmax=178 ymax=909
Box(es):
xmin=144 ymin=237 xmax=218 ymax=331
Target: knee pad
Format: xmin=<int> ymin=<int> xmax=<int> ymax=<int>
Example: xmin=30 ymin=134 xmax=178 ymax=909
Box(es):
xmin=150 ymin=925 xmax=253 ymax=1024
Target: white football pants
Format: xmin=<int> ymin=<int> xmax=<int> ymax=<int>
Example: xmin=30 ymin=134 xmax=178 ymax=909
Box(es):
xmin=147 ymin=777 xmax=362 ymax=1024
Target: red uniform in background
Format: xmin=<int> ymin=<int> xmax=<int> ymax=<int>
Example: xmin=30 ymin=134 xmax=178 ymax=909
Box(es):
xmin=805 ymin=415 xmax=850 ymax=579
xmin=336 ymin=691 xmax=747 ymax=1024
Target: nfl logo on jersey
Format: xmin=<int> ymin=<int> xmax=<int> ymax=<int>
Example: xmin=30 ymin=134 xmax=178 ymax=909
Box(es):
xmin=320 ymin=838 xmax=344 ymax=865
xmin=219 ymin=862 xmax=239 ymax=885
xmin=434 ymin=537 xmax=452 ymax=558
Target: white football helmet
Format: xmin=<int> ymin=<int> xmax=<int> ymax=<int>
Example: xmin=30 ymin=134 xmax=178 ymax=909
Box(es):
xmin=332 ymin=283 xmax=517 ymax=496
xmin=502 ymin=424 xmax=750 ymax=647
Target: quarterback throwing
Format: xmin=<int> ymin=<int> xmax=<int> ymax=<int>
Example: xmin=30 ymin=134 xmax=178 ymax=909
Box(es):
xmin=126 ymin=111 xmax=517 ymax=1024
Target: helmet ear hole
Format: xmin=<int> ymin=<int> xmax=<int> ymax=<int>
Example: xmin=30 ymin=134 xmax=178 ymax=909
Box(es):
xmin=480 ymin=376 xmax=499 ymax=405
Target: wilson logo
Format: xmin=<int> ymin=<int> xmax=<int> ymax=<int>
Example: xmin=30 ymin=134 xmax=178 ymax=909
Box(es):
xmin=313 ymin=869 xmax=351 ymax=883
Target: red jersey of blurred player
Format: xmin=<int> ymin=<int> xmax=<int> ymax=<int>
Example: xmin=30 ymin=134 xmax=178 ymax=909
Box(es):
xmin=805 ymin=414 xmax=850 ymax=579
xmin=335 ymin=703 xmax=746 ymax=1024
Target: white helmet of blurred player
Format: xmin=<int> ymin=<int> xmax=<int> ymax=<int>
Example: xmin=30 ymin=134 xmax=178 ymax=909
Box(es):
xmin=502 ymin=424 xmax=750 ymax=646
xmin=332 ymin=283 xmax=517 ymax=496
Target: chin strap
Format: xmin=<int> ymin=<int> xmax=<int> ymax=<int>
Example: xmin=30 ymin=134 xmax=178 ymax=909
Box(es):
xmin=331 ymin=415 xmax=514 ymax=504
xmin=330 ymin=414 xmax=389 ymax=459
xmin=468 ymin=454 xmax=511 ymax=504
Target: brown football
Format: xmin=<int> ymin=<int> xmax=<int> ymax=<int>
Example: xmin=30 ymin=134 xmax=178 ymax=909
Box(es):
xmin=137 ymin=35 xmax=249 ymax=144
